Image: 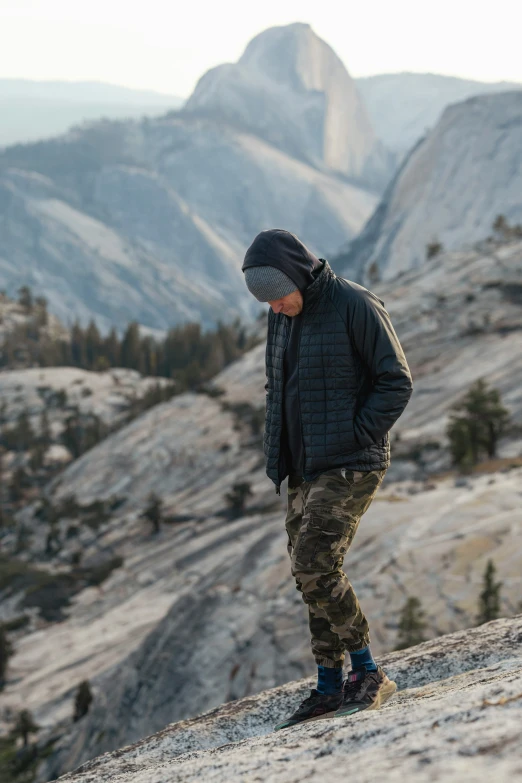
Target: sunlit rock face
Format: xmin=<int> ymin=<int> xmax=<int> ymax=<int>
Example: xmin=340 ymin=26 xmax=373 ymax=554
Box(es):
xmin=336 ymin=91 xmax=522 ymax=281
xmin=184 ymin=23 xmax=394 ymax=190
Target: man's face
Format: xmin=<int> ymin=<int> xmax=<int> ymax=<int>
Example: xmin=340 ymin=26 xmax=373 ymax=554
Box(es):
xmin=267 ymin=289 xmax=303 ymax=317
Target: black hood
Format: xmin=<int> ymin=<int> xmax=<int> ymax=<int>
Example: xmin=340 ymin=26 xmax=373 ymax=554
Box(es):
xmin=242 ymin=229 xmax=322 ymax=293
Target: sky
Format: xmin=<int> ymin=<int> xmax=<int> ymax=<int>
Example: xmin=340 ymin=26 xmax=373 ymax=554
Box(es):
xmin=1 ymin=0 xmax=521 ymax=98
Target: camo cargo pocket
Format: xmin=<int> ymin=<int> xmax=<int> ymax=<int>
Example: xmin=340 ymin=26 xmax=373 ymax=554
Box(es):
xmin=292 ymin=509 xmax=357 ymax=573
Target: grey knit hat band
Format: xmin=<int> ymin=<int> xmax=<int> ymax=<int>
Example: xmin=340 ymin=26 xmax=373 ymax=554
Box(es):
xmin=243 ymin=265 xmax=298 ymax=302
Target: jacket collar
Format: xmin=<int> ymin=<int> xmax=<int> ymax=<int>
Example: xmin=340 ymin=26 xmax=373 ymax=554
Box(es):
xmin=302 ymin=259 xmax=335 ymax=309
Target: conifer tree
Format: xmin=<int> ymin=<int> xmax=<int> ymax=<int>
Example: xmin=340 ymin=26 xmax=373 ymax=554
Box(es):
xmin=426 ymin=240 xmax=443 ymax=259
xmin=9 ymin=466 xmax=30 ymax=503
xmin=446 ymin=379 xmax=510 ymax=469
xmin=70 ymin=321 xmax=86 ymax=367
xmin=120 ymin=322 xmax=141 ymax=370
xmin=103 ymin=327 xmax=120 ymax=367
xmin=225 ymin=482 xmax=253 ymax=518
xmin=142 ymin=492 xmax=163 ymax=534
xmin=12 ymin=709 xmax=39 ymax=747
xmin=18 ymin=285 xmax=33 ymax=311
xmin=0 ymin=447 xmax=4 ymax=528
xmin=14 ymin=410 xmax=35 ymax=452
xmin=394 ymin=596 xmax=427 ymax=650
xmin=0 ymin=626 xmax=13 ymax=687
xmin=29 ymin=443 xmax=46 ymax=472
xmin=85 ymin=320 xmax=102 ymax=369
xmin=34 ymin=295 xmax=49 ymax=328
xmin=477 ymin=559 xmax=503 ymax=624
xmin=62 ymin=414 xmax=83 ymax=459
xmin=73 ymin=680 xmax=93 ymax=721
xmin=39 ymin=408 xmax=52 ymax=448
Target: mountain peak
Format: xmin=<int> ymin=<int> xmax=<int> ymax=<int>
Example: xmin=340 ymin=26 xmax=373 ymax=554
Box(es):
xmin=183 ymin=24 xmax=392 ymax=189
xmin=237 ymin=22 xmax=344 ymax=93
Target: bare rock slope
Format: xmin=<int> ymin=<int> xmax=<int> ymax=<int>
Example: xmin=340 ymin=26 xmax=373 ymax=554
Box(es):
xmin=376 ymin=237 xmax=522 ymax=457
xmin=59 ymin=615 xmax=522 ymax=783
xmin=337 ymin=91 xmax=522 ymax=281
xmin=3 ymin=239 xmax=522 ymax=780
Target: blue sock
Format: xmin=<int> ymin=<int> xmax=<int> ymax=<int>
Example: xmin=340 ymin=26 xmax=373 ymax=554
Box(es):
xmin=316 ymin=665 xmax=344 ymax=694
xmin=349 ymin=646 xmax=377 ymax=672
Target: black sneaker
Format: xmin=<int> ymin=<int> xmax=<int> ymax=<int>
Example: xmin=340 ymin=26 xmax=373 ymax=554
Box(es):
xmin=334 ymin=665 xmax=397 ymax=717
xmin=274 ymin=688 xmax=344 ymax=731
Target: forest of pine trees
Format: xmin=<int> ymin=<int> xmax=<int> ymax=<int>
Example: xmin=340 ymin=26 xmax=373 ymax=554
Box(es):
xmin=0 ymin=286 xmax=263 ymax=392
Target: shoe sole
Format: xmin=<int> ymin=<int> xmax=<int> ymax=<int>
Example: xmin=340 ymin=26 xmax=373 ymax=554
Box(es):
xmin=274 ymin=709 xmax=338 ymax=731
xmin=334 ymin=679 xmax=398 ymax=718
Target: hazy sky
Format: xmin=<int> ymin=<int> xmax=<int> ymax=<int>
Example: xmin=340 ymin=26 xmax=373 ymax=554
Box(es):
xmin=1 ymin=0 xmax=521 ymax=97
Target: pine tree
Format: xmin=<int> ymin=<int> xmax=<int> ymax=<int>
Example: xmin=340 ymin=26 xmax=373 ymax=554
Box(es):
xmin=34 ymin=295 xmax=49 ymax=328
xmin=14 ymin=410 xmax=35 ymax=452
xmin=477 ymin=559 xmax=503 ymax=625
xmin=426 ymin=240 xmax=443 ymax=259
xmin=39 ymin=408 xmax=52 ymax=448
xmin=446 ymin=379 xmax=510 ymax=469
xmin=62 ymin=414 xmax=83 ymax=459
xmin=0 ymin=447 xmax=4 ymax=528
xmin=29 ymin=443 xmax=46 ymax=472
xmin=142 ymin=492 xmax=163 ymax=533
xmin=85 ymin=320 xmax=102 ymax=370
xmin=0 ymin=626 xmax=13 ymax=686
xmin=11 ymin=709 xmax=39 ymax=747
xmin=103 ymin=327 xmax=120 ymax=367
xmin=394 ymin=596 xmax=427 ymax=650
xmin=70 ymin=321 xmax=86 ymax=367
xmin=225 ymin=482 xmax=253 ymax=518
xmin=73 ymin=680 xmax=93 ymax=721
xmin=18 ymin=285 xmax=33 ymax=311
xmin=120 ymin=322 xmax=141 ymax=370
xmin=9 ymin=466 xmax=30 ymax=503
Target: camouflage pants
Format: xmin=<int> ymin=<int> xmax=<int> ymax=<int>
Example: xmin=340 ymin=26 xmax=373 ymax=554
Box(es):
xmin=286 ymin=467 xmax=386 ymax=668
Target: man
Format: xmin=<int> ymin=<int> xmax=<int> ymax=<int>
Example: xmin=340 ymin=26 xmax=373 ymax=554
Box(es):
xmin=242 ymin=228 xmax=413 ymax=729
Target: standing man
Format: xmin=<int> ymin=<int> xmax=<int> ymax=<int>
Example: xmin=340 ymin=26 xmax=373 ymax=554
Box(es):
xmin=242 ymin=229 xmax=413 ymax=729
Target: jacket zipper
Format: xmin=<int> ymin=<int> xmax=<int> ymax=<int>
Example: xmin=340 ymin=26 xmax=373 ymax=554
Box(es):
xmin=275 ymin=317 xmax=291 ymax=495
xmin=296 ymin=316 xmax=306 ymax=480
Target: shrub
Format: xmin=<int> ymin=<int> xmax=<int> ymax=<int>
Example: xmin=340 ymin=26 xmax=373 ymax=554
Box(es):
xmin=224 ymin=482 xmax=253 ymax=518
xmin=394 ymin=596 xmax=427 ymax=650
xmin=477 ymin=559 xmax=502 ymax=625
xmin=73 ymin=680 xmax=93 ymax=721
xmin=426 ymin=240 xmax=443 ymax=260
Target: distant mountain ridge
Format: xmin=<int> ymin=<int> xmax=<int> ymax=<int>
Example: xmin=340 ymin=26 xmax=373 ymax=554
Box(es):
xmin=0 ymin=79 xmax=183 ymax=147
xmin=355 ymin=72 xmax=522 ymax=154
xmin=0 ymin=25 xmax=379 ymax=332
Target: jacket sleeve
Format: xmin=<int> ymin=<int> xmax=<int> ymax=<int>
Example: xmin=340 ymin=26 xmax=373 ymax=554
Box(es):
xmin=349 ymin=288 xmax=413 ymax=448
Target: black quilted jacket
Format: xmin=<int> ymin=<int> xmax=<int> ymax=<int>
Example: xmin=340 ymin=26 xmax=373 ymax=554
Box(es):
xmin=262 ymin=259 xmax=413 ymax=493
